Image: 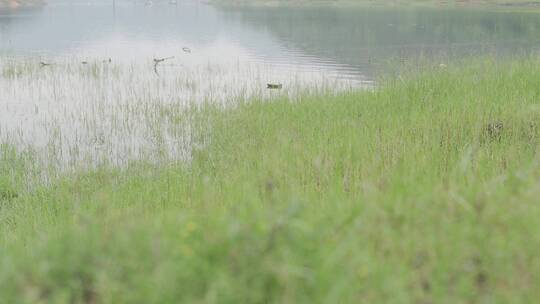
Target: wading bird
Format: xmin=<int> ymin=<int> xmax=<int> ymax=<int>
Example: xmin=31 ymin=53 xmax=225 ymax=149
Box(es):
xmin=153 ymin=56 xmax=175 ymax=75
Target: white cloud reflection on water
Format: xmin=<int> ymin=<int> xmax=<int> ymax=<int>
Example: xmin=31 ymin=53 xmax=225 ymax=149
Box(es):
xmin=1 ymin=1 xmax=369 ymax=171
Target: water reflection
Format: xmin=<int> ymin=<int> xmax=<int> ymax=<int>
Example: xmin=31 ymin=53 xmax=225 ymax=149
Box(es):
xmin=3 ymin=2 xmax=539 ymax=79
xmin=219 ymin=5 xmax=540 ymax=77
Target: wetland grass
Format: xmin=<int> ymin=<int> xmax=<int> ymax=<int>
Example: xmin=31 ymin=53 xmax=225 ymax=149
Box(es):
xmin=1 ymin=57 xmax=540 ymax=302
xmin=0 ymin=56 xmax=348 ymax=171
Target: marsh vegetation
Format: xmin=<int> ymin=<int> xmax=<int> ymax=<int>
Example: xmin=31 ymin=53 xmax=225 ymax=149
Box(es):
xmin=1 ymin=57 xmax=540 ymax=302
xmin=2 ymin=1 xmax=540 ymax=302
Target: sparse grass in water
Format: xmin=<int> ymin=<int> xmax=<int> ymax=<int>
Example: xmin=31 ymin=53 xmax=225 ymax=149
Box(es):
xmin=0 ymin=56 xmax=348 ymax=171
xmin=1 ymin=58 xmax=540 ymax=302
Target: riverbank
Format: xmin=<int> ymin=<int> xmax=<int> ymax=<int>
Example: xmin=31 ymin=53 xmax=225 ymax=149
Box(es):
xmin=0 ymin=0 xmax=44 ymax=9
xmin=1 ymin=57 xmax=540 ymax=301
xmin=212 ymin=0 xmax=540 ymax=11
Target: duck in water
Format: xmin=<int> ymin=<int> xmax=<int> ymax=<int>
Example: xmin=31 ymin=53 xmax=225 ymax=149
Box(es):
xmin=267 ymin=83 xmax=283 ymax=89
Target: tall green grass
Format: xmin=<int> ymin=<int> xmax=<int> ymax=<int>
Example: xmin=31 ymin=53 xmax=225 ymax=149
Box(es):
xmin=0 ymin=56 xmax=356 ymax=172
xmin=1 ymin=58 xmax=540 ymax=303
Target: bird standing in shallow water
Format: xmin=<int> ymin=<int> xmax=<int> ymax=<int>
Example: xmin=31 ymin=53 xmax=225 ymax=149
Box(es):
xmin=153 ymin=56 xmax=175 ymax=75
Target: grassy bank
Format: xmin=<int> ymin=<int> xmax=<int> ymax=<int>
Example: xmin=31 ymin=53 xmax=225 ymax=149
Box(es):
xmin=2 ymin=58 xmax=540 ymax=302
xmin=212 ymin=0 xmax=540 ymax=11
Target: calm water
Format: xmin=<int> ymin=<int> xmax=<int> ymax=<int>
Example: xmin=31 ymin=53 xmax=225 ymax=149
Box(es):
xmin=1 ymin=1 xmax=540 ymax=169
xmin=2 ymin=1 xmax=540 ymax=82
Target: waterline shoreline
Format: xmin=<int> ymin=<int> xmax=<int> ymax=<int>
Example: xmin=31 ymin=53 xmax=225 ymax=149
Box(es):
xmin=211 ymin=0 xmax=540 ymax=12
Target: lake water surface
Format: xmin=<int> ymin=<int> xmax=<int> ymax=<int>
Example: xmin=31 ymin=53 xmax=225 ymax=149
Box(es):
xmin=2 ymin=1 xmax=540 ymax=82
